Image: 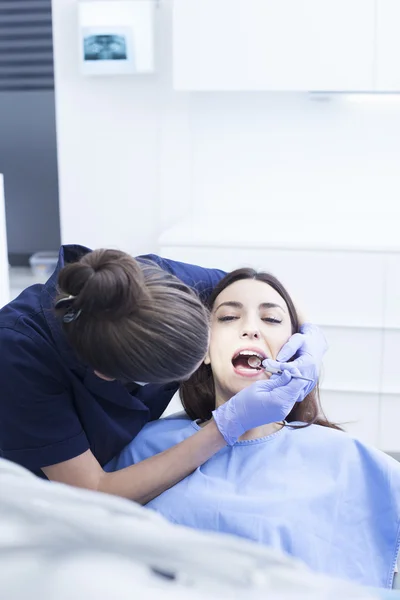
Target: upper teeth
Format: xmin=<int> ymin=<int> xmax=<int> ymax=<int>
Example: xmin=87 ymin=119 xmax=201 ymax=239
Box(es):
xmin=238 ymin=350 xmax=263 ymax=359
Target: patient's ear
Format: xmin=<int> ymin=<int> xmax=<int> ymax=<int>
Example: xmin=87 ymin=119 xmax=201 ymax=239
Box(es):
xmin=204 ymin=351 xmax=211 ymax=365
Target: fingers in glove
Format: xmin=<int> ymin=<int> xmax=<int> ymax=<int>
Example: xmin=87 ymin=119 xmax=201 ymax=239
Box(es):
xmin=276 ymin=332 xmax=304 ymax=362
xmin=279 ymin=355 xmax=314 ymax=372
xmin=300 ymin=322 xmax=328 ymax=352
xmin=282 ymin=373 xmax=310 ymax=402
xmin=256 ymin=369 xmax=292 ymax=390
xmin=263 ymin=358 xmax=305 ymax=377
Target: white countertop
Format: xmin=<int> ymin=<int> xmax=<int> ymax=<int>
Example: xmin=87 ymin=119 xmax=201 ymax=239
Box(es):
xmin=159 ymin=215 xmax=400 ymax=253
xmin=9 ymin=267 xmax=41 ymax=301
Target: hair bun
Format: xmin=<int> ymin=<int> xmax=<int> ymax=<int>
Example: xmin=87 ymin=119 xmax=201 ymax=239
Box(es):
xmin=57 ymin=249 xmax=146 ymax=320
xmin=56 ymin=248 xmax=211 ymax=384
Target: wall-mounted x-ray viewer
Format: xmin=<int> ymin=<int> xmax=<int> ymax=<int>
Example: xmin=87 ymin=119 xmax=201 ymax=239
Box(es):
xmin=78 ymin=0 xmax=155 ymax=76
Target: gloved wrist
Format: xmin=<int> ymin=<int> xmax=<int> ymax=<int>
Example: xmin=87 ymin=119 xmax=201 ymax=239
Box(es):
xmin=299 ymin=322 xmax=328 ymax=364
xmin=299 ymin=322 xmax=313 ymax=334
xmin=212 ymin=371 xmax=299 ymax=445
xmin=212 ymin=402 xmax=245 ymax=446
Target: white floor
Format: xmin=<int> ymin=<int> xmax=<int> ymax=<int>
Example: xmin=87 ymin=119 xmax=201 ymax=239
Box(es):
xmin=9 ymin=267 xmax=44 ymax=301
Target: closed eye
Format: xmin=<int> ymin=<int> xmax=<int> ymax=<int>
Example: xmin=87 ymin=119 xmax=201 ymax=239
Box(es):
xmin=217 ymin=315 xmax=239 ymax=322
xmin=262 ymin=317 xmax=282 ymax=324
xmin=218 ymin=316 xmax=282 ymax=324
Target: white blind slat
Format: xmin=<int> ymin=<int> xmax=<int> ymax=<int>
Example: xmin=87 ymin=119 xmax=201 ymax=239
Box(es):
xmin=0 ymin=1 xmax=49 ymax=10
xmin=0 ymin=0 xmax=53 ymax=91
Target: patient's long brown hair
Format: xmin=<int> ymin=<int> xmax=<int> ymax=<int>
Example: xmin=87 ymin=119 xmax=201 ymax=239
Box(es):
xmin=180 ymin=268 xmax=342 ymax=431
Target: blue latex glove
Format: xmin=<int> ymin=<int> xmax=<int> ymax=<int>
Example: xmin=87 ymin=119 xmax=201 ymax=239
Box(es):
xmin=262 ymin=322 xmax=327 ymax=398
xmin=213 ymin=370 xmax=307 ymax=446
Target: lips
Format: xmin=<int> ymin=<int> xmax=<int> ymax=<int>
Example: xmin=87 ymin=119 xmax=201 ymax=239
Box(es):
xmin=231 ymin=347 xmax=268 ymax=378
xmin=231 ymin=347 xmax=268 ymax=362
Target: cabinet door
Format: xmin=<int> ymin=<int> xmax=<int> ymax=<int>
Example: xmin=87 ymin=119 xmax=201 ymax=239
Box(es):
xmin=321 ymin=327 xmax=382 ymax=394
xmin=380 ymin=394 xmax=400 ymax=452
xmin=384 ymin=256 xmax=400 ymax=330
xmin=376 ymin=0 xmax=400 ymax=91
xmin=173 ymin=0 xmax=375 ymax=91
xmin=159 ymin=244 xmax=386 ymax=329
xmin=321 ymin=390 xmax=380 ymax=447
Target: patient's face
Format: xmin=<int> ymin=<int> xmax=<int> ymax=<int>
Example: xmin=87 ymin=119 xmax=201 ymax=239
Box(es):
xmin=205 ymin=279 xmax=293 ymax=405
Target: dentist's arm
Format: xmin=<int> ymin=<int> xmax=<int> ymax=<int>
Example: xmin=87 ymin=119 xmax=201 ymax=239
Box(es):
xmin=43 ymin=420 xmax=226 ymax=505
xmin=137 ymin=254 xmax=226 ymax=303
xmin=44 ymin=373 xmax=301 ymax=504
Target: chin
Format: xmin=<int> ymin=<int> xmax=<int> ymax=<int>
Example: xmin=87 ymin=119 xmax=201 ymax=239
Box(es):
xmin=217 ymin=371 xmax=268 ymax=401
xmin=236 ymin=379 xmax=255 ymax=392
xmin=223 ymin=379 xmax=254 ymax=398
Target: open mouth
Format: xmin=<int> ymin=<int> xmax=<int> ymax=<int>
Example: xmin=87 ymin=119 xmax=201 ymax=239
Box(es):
xmin=231 ymin=349 xmax=267 ymax=373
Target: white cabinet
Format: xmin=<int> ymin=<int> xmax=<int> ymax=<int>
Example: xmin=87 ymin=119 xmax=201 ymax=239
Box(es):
xmin=380 ymin=394 xmax=400 ymax=453
xmin=321 ymin=390 xmax=380 ymax=447
xmin=376 ymin=0 xmax=400 ymax=91
xmin=321 ymin=327 xmax=382 ymax=394
xmin=173 ymin=0 xmax=375 ymax=92
xmin=159 ymin=223 xmax=386 ymax=328
xmin=381 ymin=331 xmax=400 ymax=395
xmin=385 ymin=256 xmax=400 ymax=328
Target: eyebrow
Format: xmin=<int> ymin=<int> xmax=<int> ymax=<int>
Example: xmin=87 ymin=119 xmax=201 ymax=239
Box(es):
xmin=214 ymin=301 xmax=286 ymax=312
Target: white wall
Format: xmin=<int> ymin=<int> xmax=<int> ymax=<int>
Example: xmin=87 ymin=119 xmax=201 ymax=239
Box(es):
xmin=52 ymin=0 xmax=168 ymax=255
xmin=52 ymin=0 xmax=400 ymax=256
xmin=188 ymin=94 xmax=400 ymax=221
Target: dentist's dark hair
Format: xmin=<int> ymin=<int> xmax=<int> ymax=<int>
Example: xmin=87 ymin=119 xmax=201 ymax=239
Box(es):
xmin=180 ymin=268 xmax=342 ymax=431
xmin=55 ymin=249 xmax=210 ymax=384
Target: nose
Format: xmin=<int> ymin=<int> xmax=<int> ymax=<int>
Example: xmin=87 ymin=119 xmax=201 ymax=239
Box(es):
xmin=240 ymin=323 xmax=261 ymax=340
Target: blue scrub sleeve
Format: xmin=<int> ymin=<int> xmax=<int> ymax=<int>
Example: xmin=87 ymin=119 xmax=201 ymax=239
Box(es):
xmin=137 ymin=255 xmax=226 ymax=302
xmin=0 ymin=328 xmax=89 ymax=472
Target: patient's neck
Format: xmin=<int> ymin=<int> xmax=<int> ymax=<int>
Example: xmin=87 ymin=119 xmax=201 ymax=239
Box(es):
xmin=214 ymin=393 xmax=283 ymax=442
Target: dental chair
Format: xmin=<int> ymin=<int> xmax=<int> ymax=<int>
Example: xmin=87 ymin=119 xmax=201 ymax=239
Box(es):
xmin=1 ymin=456 xmax=399 ymax=600
xmin=394 ymin=572 xmax=399 ymax=590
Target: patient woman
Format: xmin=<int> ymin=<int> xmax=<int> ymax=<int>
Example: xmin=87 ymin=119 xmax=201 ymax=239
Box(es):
xmin=106 ymin=268 xmax=400 ymax=590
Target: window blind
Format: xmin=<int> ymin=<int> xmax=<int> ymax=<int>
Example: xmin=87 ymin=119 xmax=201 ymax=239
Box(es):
xmin=0 ymin=0 xmax=54 ymax=91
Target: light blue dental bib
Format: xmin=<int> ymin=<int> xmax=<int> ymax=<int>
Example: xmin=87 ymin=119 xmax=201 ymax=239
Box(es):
xmin=106 ymin=419 xmax=400 ymax=588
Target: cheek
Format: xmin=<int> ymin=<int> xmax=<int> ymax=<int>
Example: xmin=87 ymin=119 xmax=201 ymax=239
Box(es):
xmin=207 ymin=331 xmax=232 ymax=368
xmin=208 ymin=345 xmax=226 ymax=368
xmin=267 ymin=327 xmax=293 ymax=353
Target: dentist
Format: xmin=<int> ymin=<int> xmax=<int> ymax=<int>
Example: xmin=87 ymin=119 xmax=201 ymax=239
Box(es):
xmin=0 ymin=244 xmax=326 ymax=503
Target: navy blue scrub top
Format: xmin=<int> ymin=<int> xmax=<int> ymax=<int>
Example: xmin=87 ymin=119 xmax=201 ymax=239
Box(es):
xmin=0 ymin=245 xmax=225 ymax=477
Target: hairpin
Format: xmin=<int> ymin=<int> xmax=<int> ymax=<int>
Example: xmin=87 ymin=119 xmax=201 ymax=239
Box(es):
xmin=54 ymin=295 xmax=82 ymax=323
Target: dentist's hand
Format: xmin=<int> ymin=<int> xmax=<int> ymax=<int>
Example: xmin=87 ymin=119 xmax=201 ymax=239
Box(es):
xmin=213 ymin=370 xmax=307 ymax=446
xmin=263 ymin=323 xmax=327 ymax=398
